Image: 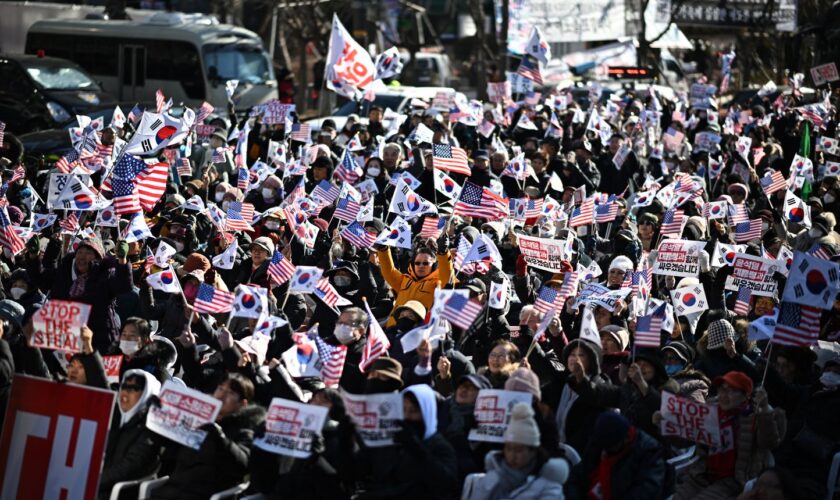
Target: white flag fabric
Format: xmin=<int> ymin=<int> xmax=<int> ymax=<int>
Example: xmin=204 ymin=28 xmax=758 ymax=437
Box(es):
xmin=389 ymin=179 xmax=435 ymax=219
xmin=357 ymin=198 xmax=374 ymax=222
xmin=154 ymin=241 xmax=177 ymax=268
xmin=464 ymin=234 xmax=503 ymax=271
xmin=374 ymin=46 xmax=403 ymax=79
xmin=782 ymin=252 xmax=840 ymax=309
xmin=525 ymin=26 xmax=551 ymax=65
xmin=146 ymin=269 xmax=181 ymax=294
xmin=124 ymin=110 xmax=195 ymax=156
xmin=212 ymin=240 xmax=238 ymax=270
xmin=254 ymin=315 xmax=289 ymax=336
xmin=670 ymin=284 xmax=708 ymax=316
xmin=783 ymin=190 xmax=811 ymax=228
xmin=579 ymin=306 xmax=601 ymax=345
xmin=182 ymin=195 xmax=206 ymax=213
xmin=489 ymin=279 xmax=509 ymax=310
xmin=289 ymin=266 xmax=323 ymax=293
xmin=375 ymin=216 xmax=412 ymax=249
xmin=232 ymin=284 xmax=269 ymax=320
xmin=122 ymin=213 xmax=152 ymax=243
xmin=325 ymin=15 xmax=375 ymax=99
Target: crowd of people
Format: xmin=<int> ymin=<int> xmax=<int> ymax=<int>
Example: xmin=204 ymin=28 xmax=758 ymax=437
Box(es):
xmin=0 ymin=72 xmax=839 ymax=500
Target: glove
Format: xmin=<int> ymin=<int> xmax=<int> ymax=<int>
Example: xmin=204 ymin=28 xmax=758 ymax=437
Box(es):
xmin=436 ymin=233 xmax=449 ymax=255
xmin=199 ymin=422 xmax=224 ymax=442
xmin=26 ymin=236 xmax=40 ymax=256
xmin=515 ymin=254 xmax=528 ymax=277
xmin=116 ymin=241 xmax=129 ymax=260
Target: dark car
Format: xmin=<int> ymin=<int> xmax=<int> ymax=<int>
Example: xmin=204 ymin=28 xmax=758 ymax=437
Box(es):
xmin=0 ymin=54 xmax=117 ymax=134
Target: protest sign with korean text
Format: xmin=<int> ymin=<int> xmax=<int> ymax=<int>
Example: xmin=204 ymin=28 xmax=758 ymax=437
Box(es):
xmin=810 ymin=63 xmax=839 ymax=86
xmin=146 ymin=381 xmax=221 ymax=450
xmin=468 ymin=389 xmax=533 ymax=443
xmin=724 ymin=253 xmax=780 ymax=297
xmin=517 ymin=234 xmax=572 ymax=272
xmin=660 ymin=391 xmax=721 ymax=447
xmin=341 ymin=391 xmax=403 ymax=447
xmin=0 ymin=375 xmax=115 ymax=500
xmin=653 ymin=240 xmax=706 ymax=278
xmin=254 ymin=398 xmax=328 ymax=458
xmin=101 ymin=355 xmax=123 ymax=386
xmin=30 ymin=300 xmax=91 ymax=353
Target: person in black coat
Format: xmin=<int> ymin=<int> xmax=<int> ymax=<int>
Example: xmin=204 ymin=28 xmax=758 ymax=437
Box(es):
xmin=152 ymin=374 xmax=266 ymax=500
xmin=99 ymin=370 xmax=163 ymax=499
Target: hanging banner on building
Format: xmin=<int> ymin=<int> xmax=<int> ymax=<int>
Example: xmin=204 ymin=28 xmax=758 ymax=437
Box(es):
xmin=724 ymin=253 xmax=780 ymax=297
xmin=507 ymin=0 xmax=628 ymax=47
xmin=0 ymin=376 xmax=115 ymax=500
xmin=653 ymin=240 xmax=706 ymax=278
xmin=253 ymin=398 xmax=328 ymax=459
xmin=468 ymin=389 xmax=533 ymax=443
xmin=660 ymin=391 xmax=721 ymax=447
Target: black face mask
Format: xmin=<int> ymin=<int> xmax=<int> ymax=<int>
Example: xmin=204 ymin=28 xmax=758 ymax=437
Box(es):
xmin=270 ymin=130 xmax=285 ymax=141
xmin=364 ymin=378 xmax=402 ymax=394
xmin=397 ymin=317 xmax=418 ymax=333
xmin=401 ymin=419 xmax=425 ymax=439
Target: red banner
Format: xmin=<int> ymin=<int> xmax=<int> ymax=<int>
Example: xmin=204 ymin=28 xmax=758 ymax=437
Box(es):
xmin=0 ymin=375 xmax=115 ymax=500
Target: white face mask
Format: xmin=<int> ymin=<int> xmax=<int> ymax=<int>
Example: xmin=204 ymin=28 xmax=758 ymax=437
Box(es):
xmin=820 ymin=371 xmax=840 ymax=388
xmin=120 ymin=340 xmax=140 ymax=356
xmin=367 ymin=167 xmax=381 ymax=178
xmin=334 ymin=324 xmax=356 ymax=344
xmin=10 ymin=287 xmax=25 ymax=300
xmin=222 ymin=201 xmax=231 ymax=212
xmin=333 ymin=276 xmax=352 ymax=287
xmin=262 ymin=188 xmax=275 ymax=199
xmin=264 ymin=220 xmax=280 ymax=230
xmin=809 ymin=228 xmax=823 ymax=238
xmin=825 ymin=193 xmax=836 ymax=204
xmin=762 ymin=223 xmax=770 ymax=232
xmin=214 ymin=192 xmax=225 ymax=202
xmin=174 ymin=241 xmax=185 ymax=253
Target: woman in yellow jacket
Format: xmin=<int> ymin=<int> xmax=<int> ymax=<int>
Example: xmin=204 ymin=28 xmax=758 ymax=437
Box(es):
xmin=377 ymin=242 xmax=453 ymax=328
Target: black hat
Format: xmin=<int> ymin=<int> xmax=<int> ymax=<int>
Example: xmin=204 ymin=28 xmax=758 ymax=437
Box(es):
xmin=473 ymin=149 xmax=489 ymax=161
xmin=661 ymin=341 xmax=696 ymax=364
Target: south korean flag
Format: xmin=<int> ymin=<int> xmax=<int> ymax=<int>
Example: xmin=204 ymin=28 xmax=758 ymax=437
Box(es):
xmin=782 ymin=252 xmax=840 ymax=310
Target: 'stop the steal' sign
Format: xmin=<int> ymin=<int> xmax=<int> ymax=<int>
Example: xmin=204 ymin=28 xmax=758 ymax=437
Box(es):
xmin=30 ymin=300 xmax=91 ymax=353
xmin=660 ymin=391 xmax=721 ymax=447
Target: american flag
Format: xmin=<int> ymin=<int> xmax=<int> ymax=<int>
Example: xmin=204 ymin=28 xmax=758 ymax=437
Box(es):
xmin=525 ymin=198 xmax=544 ymax=219
xmin=734 ymin=287 xmax=752 ymax=316
xmin=808 ymin=243 xmax=833 ymax=261
xmin=267 ymin=250 xmax=295 ymax=285
xmin=155 ymin=89 xmax=165 ymax=113
xmin=290 ymin=123 xmax=311 ymax=142
xmin=432 ymin=143 xmax=471 ymax=176
xmin=136 ymin=161 xmax=168 ymax=211
xmin=212 ymin=147 xmax=228 ymax=163
xmin=534 ymin=286 xmax=562 ymax=315
xmin=773 ymin=301 xmax=821 ymax=346
xmin=95 ymin=143 xmax=113 ymax=163
xmin=112 ymin=177 xmax=142 ymax=215
xmin=314 ymin=278 xmax=341 ymax=308
xmin=236 ymin=201 xmax=255 ymax=224
xmin=420 ymin=216 xmax=446 ymax=239
xmin=143 ymin=247 xmax=155 ymax=273
xmin=334 ymin=196 xmax=361 ymax=222
xmin=360 ymin=301 xmax=390 ymax=372
xmin=760 ymin=170 xmax=787 ymax=196
xmin=335 ymin=153 xmax=363 ymax=183
xmin=441 ymin=293 xmax=483 ymax=330
xmin=728 ymin=203 xmax=750 ymax=225
xmin=237 ymin=166 xmax=249 ymax=190
xmin=341 ymin=221 xmax=377 ymax=248
xmin=595 ymin=202 xmax=619 ymax=223
xmin=453 ymin=181 xmax=508 ymax=220
xmin=196 ymin=101 xmax=215 ymax=123
xmin=635 ymin=304 xmax=666 ymax=348
xmin=176 ymin=157 xmax=192 ymax=177
xmin=734 ymin=219 xmax=762 ymax=242
xmin=310 ymin=331 xmax=347 ymax=387
xmin=516 ymin=55 xmax=543 ymax=85
xmin=312 ymin=180 xmax=340 ymax=205
xmin=660 ymin=209 xmax=685 ymax=237
xmin=127 ymin=104 xmax=142 ymax=124
xmin=226 ymin=202 xmax=254 ymax=232
xmin=194 ymin=283 xmax=235 ymax=314
xmin=454 ymin=235 xmax=490 ymax=275
xmin=569 ymin=199 xmax=595 ymax=228
xmin=55 ymin=149 xmax=81 ymax=173
xmin=0 ymin=207 xmax=24 ymax=255
xmin=9 ymin=165 xmax=25 ymax=184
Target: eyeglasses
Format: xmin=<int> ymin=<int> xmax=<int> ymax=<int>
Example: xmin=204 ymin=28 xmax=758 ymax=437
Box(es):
xmin=120 ymin=383 xmax=143 ymax=392
xmin=413 ymin=261 xmax=433 ymax=266
xmin=488 ymin=351 xmax=510 ymax=360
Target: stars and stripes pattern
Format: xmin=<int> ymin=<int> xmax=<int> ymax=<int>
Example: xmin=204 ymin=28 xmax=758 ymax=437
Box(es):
xmin=534 ymin=286 xmax=562 ymax=315
xmin=310 ymin=331 xmax=347 ymax=387
xmin=525 ymin=198 xmax=544 ymax=219
xmin=194 ymin=283 xmax=235 ymax=314
xmin=454 ymin=236 xmax=490 ymax=275
xmin=360 ymin=301 xmax=390 ymax=372
xmin=59 ymin=212 xmax=79 ymax=232
xmin=267 ymin=250 xmax=295 ymax=285
xmin=155 ymin=89 xmax=166 ymax=113
xmin=441 ymin=293 xmax=483 ymax=330
xmin=728 ymin=203 xmax=750 ymax=225
xmin=420 ymin=216 xmax=446 ymax=239
xmin=660 ymin=208 xmax=685 ymax=237
xmin=760 ymin=170 xmax=787 ymax=196
xmin=516 ymin=55 xmax=543 ymax=85
xmin=0 ymin=207 xmax=25 ymax=255
xmin=341 ymin=221 xmax=377 ymax=248
xmin=314 ymin=278 xmax=341 ymax=308
xmin=176 ymin=157 xmax=192 ymax=177
xmin=569 ymin=199 xmax=595 ymax=228
xmin=55 ymin=149 xmax=81 ymax=173
xmin=333 ymin=196 xmax=361 ymax=222
xmin=635 ymin=304 xmax=666 ymax=348
xmin=807 ymin=243 xmax=833 ymax=261
xmin=112 ymin=177 xmax=142 ymax=215
xmin=135 ymin=161 xmax=168 ymax=211
xmin=290 ymin=123 xmax=311 ymax=142
xmin=237 ymin=167 xmax=249 ymax=190
xmin=773 ymin=301 xmax=821 ymax=346
xmin=432 ymin=143 xmax=471 ymax=176
xmin=225 ymin=201 xmax=254 ymax=232
xmin=212 ymin=146 xmax=229 ymax=163
xmin=734 ymin=287 xmax=752 ymax=316
xmin=335 ymin=153 xmax=363 ymax=183
xmin=734 ymin=219 xmax=762 ymax=242
xmin=196 ymin=101 xmax=215 ymax=123
xmin=311 ymin=180 xmax=340 ymax=205
xmin=595 ymin=202 xmax=619 ymax=223
xmin=453 ymin=181 xmax=508 ymax=220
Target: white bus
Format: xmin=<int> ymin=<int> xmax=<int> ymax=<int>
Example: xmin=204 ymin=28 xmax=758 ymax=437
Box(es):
xmin=25 ymin=12 xmax=278 ymax=115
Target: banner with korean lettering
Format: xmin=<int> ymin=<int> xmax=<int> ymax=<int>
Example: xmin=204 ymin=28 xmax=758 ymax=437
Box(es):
xmin=341 ymin=391 xmax=403 ymax=447
xmin=517 ymin=234 xmax=571 ymax=272
xmin=653 ymin=240 xmax=706 ymax=278
xmin=0 ymin=376 xmax=115 ymax=500
xmin=253 ymin=398 xmax=328 ymax=458
xmin=660 ymin=391 xmax=721 ymax=447
xmin=29 ymin=300 xmax=91 ymax=353
xmin=810 ymin=63 xmax=839 ymax=86
xmin=325 ymin=15 xmax=375 ymax=99
xmin=102 ymin=355 xmax=123 ymax=386
xmin=146 ymin=381 xmax=221 ymax=450
xmin=724 ymin=253 xmax=780 ymax=297
xmin=468 ymin=389 xmax=533 ymax=443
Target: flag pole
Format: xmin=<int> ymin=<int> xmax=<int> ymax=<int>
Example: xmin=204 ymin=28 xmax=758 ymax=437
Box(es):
xmin=759 ymin=342 xmax=774 ymax=387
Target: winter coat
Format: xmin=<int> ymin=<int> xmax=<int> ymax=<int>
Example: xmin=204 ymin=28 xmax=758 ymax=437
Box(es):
xmin=0 ymin=339 xmax=13 ymax=429
xmin=377 ymin=248 xmax=452 ymax=327
xmin=99 ymin=405 xmax=162 ymax=497
xmin=151 ymin=405 xmax=266 ymax=500
xmin=462 ymin=451 xmax=568 ymax=500
xmin=672 ymin=368 xmax=711 ymax=403
xmin=139 ymin=284 xmax=214 ymax=342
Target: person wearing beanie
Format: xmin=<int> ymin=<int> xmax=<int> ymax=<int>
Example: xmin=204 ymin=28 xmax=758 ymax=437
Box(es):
xmin=606 ymin=255 xmax=634 ymax=288
xmin=505 ymin=366 xmax=562 ymax=457
xmin=599 ymin=325 xmax=631 ymax=385
xmin=47 ymin=236 xmax=133 ymax=351
xmin=462 ymin=403 xmax=568 ymax=499
xmin=568 ymin=411 xmax=668 ymax=499
xmin=675 ymin=372 xmax=785 ymax=499
xmin=695 ymin=318 xmax=758 ymax=384
xmin=662 ymin=341 xmax=711 ymax=403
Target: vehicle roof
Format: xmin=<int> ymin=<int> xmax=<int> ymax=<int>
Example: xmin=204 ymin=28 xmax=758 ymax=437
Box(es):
xmin=28 ymin=19 xmax=261 ymax=46
xmin=0 ymin=54 xmax=83 ymax=66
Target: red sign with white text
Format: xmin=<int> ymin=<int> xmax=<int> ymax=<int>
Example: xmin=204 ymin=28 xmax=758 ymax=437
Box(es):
xmin=0 ymin=375 xmax=115 ymax=500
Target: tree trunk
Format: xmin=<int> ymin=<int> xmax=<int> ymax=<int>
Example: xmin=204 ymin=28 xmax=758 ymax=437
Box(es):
xmin=497 ymin=0 xmax=509 ymax=79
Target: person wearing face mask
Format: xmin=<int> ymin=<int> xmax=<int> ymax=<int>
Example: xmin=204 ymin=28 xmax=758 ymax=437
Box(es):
xmin=661 ymin=341 xmax=710 ymax=403
xmin=5 ymin=269 xmax=45 ymax=319
xmin=140 ymin=267 xmax=215 ymax=342
xmin=439 ymin=374 xmax=493 ymax=478
xmin=323 ymin=307 xmax=368 ymax=394
xmin=792 ymin=212 xmax=839 ymax=252
xmin=98 ymin=370 xmax=163 ymax=498
xmin=212 ymin=182 xmax=233 ymax=205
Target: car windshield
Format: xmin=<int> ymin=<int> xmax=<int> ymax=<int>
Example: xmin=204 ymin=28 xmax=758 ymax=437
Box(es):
xmin=204 ymin=44 xmax=274 ymax=85
xmin=24 ymin=62 xmax=98 ymax=91
xmin=333 ymin=95 xmax=405 ymax=116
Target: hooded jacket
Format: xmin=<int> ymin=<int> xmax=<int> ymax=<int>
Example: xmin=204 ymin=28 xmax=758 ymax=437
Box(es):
xmin=377 ymin=248 xmax=452 ymax=327
xmin=462 ymin=450 xmax=569 ymax=500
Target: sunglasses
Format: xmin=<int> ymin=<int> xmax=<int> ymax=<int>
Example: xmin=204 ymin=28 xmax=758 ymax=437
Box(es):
xmin=413 ymin=261 xmax=433 ymax=266
xmin=120 ymin=383 xmax=143 ymax=392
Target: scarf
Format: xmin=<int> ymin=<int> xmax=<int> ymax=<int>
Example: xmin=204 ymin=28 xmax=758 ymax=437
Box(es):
xmin=488 ymin=457 xmax=535 ymax=500
xmin=589 ymin=426 xmax=637 ymax=500
xmin=69 ymin=266 xmax=89 ymax=299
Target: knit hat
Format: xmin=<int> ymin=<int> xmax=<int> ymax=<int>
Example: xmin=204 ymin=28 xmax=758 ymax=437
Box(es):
xmin=503 ymin=403 xmax=540 ymax=447
xmin=662 ymin=341 xmax=695 ymax=364
xmin=600 ymin=325 xmax=630 ymax=351
xmin=591 ymin=412 xmax=631 ymax=451
xmin=504 ymin=367 xmax=541 ymax=400
xmin=706 ymin=319 xmax=735 ymax=350
xmin=609 ymin=255 xmax=633 ymax=273
xmin=76 ymin=237 xmax=105 ymax=259
xmin=183 ymin=253 xmax=211 ymax=274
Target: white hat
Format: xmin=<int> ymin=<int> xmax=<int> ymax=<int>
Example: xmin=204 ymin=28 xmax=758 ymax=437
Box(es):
xmin=609 ymin=255 xmax=634 ymax=273
xmin=504 ymin=403 xmax=540 ymax=447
